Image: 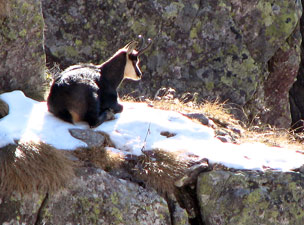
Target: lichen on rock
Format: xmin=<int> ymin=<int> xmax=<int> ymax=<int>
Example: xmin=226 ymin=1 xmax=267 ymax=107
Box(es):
xmin=197 ymin=170 xmax=304 ymax=225
xmin=0 ymin=0 xmax=47 ymax=100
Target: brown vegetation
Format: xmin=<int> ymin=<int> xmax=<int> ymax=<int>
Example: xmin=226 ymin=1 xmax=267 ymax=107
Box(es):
xmin=0 ymin=142 xmax=75 ymax=195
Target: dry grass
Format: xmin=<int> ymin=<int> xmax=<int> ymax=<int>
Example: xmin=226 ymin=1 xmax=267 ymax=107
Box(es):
xmin=74 ymin=146 xmax=124 ymax=171
xmin=240 ymin=127 xmax=304 ymax=151
xmin=130 ymin=149 xmax=190 ymax=196
xmin=73 ymin=133 xmax=124 ymax=171
xmin=0 ymin=142 xmax=75 ymax=196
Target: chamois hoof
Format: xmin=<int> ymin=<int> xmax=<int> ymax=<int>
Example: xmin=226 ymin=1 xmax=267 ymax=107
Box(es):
xmin=113 ymin=103 xmax=123 ymax=113
xmin=90 ymin=110 xmax=115 ymax=128
xmin=105 ymin=109 xmax=115 ymax=121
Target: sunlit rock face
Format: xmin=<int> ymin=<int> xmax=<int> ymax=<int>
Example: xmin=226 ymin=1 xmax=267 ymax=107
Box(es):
xmin=41 ymin=0 xmax=302 ymax=128
xmin=197 ymin=170 xmax=304 ymax=225
xmin=0 ymin=0 xmax=47 ymax=100
xmin=0 ymin=167 xmax=172 ymax=225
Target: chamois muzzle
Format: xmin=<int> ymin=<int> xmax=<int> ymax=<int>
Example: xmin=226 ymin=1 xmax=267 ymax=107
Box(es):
xmin=137 ymin=35 xmax=152 ymax=56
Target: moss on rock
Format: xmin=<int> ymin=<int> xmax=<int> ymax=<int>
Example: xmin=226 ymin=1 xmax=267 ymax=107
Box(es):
xmin=0 ymin=0 xmax=47 ymax=100
xmin=197 ymin=170 xmax=304 ymax=225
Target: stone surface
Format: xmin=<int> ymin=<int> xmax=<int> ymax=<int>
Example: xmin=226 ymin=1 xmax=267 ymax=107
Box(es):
xmin=197 ymin=170 xmax=304 ymax=225
xmin=0 ymin=98 xmax=9 ymax=119
xmin=262 ymin=24 xmax=301 ymax=128
xmin=43 ymin=167 xmax=171 ymax=225
xmin=290 ymin=6 xmax=304 ymax=131
xmin=69 ymin=128 xmax=106 ymax=148
xmin=0 ymin=167 xmax=172 ymax=225
xmin=0 ymin=0 xmax=47 ymax=100
xmin=41 ymin=0 xmax=302 ymax=127
xmin=0 ymin=193 xmax=43 ymax=224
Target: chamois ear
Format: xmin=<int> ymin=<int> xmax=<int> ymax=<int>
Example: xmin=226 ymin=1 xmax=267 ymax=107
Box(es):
xmin=125 ymin=41 xmax=138 ymax=55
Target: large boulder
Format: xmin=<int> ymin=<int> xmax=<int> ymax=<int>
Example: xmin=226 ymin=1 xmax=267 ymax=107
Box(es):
xmin=41 ymin=0 xmax=302 ymax=127
xmin=197 ymin=170 xmax=304 ymax=225
xmin=0 ymin=167 xmax=173 ymax=225
xmin=289 ymin=10 xmax=304 ymax=131
xmin=0 ymin=0 xmax=47 ymax=100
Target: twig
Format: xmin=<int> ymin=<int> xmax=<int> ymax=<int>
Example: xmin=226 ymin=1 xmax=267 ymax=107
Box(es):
xmin=141 ymin=121 xmax=151 ymax=154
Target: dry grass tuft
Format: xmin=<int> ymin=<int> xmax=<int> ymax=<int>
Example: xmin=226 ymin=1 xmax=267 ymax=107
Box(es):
xmin=74 ymin=146 xmax=124 ymax=171
xmin=131 ymin=149 xmax=190 ymax=196
xmin=73 ymin=133 xmax=124 ymax=171
xmin=200 ymin=99 xmax=239 ymax=126
xmin=0 ymin=142 xmax=75 ymax=196
xmin=241 ymin=127 xmax=304 ymax=150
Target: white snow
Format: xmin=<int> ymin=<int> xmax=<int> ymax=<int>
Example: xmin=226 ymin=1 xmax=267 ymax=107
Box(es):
xmin=1 ymin=90 xmax=304 ymax=172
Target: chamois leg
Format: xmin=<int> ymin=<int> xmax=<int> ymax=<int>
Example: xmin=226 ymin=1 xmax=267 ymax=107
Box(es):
xmin=100 ymin=92 xmax=123 ymax=114
xmin=55 ymin=109 xmax=73 ymax=124
xmin=89 ymin=110 xmax=115 ymax=128
xmin=84 ymin=93 xmax=102 ymax=128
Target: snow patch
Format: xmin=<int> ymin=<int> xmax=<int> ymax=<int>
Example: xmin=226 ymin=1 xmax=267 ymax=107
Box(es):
xmin=1 ymin=90 xmax=304 ymax=172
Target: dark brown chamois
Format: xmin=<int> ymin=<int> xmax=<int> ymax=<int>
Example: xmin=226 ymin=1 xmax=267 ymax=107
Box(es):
xmin=47 ymin=38 xmax=152 ymax=127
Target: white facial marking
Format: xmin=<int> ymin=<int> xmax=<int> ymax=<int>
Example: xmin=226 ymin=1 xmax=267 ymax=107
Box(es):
xmin=124 ymin=53 xmax=141 ymax=80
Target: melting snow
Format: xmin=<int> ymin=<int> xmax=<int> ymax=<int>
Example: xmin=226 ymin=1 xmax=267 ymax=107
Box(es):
xmin=1 ymin=90 xmax=304 ymax=172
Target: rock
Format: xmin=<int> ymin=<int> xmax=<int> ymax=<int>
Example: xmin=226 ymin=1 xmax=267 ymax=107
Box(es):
xmin=0 ymin=167 xmax=171 ymax=225
xmin=42 ymin=0 xmax=302 ymax=127
xmin=0 ymin=192 xmax=43 ymax=224
xmin=290 ymin=11 xmax=304 ymax=132
xmin=184 ymin=113 xmax=211 ymax=127
xmin=0 ymin=98 xmax=8 ymax=119
xmin=43 ymin=167 xmax=171 ymax=225
xmin=261 ymin=23 xmax=301 ymax=128
xmin=69 ymin=128 xmax=106 ymax=148
xmin=0 ymin=0 xmax=47 ymax=100
xmin=197 ymin=170 xmax=304 ymax=225
xmin=171 ymin=203 xmax=190 ymax=225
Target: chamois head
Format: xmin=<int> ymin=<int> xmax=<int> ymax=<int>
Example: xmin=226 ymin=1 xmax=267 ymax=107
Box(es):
xmin=123 ymin=36 xmax=152 ymax=80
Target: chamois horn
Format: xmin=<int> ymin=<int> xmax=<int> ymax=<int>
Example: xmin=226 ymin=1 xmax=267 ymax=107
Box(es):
xmin=137 ymin=35 xmax=152 ymax=56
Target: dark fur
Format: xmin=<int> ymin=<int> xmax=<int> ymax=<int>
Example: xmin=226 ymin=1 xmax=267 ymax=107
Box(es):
xmin=47 ymin=48 xmax=141 ymax=127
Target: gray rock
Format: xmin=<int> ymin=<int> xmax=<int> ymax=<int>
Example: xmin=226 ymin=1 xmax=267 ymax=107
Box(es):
xmin=0 ymin=167 xmax=171 ymax=225
xmin=197 ymin=170 xmax=304 ymax=225
xmin=43 ymin=167 xmax=171 ymax=225
xmin=0 ymin=98 xmax=8 ymax=119
xmin=0 ymin=0 xmax=47 ymax=100
xmin=69 ymin=128 xmax=106 ymax=148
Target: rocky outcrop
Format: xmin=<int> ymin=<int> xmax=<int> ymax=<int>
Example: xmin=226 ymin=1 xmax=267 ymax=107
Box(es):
xmin=2 ymin=159 xmax=304 ymax=225
xmin=0 ymin=167 xmax=177 ymax=225
xmin=263 ymin=24 xmax=301 ymax=128
xmin=197 ymin=170 xmax=304 ymax=225
xmin=0 ymin=0 xmax=47 ymax=100
xmin=290 ymin=8 xmax=304 ymax=132
xmin=42 ymin=0 xmax=302 ymax=128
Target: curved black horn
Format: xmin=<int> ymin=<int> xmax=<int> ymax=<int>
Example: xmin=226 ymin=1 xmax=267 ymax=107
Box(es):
xmin=138 ymin=35 xmax=145 ymax=50
xmin=137 ymin=37 xmax=152 ymax=55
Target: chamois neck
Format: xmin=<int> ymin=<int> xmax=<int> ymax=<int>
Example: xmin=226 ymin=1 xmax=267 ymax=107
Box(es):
xmin=99 ymin=51 xmax=126 ymax=89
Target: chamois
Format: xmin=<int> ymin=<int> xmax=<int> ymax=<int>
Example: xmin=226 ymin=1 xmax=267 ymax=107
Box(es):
xmin=47 ymin=38 xmax=152 ymax=127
